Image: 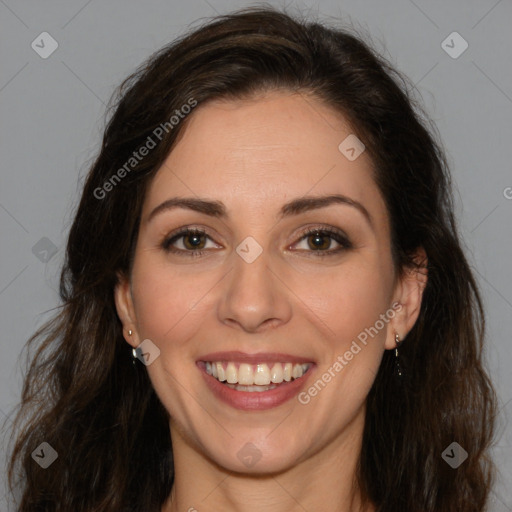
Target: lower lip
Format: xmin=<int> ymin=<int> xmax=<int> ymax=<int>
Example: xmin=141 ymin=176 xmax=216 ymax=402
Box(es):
xmin=198 ymin=362 xmax=315 ymax=411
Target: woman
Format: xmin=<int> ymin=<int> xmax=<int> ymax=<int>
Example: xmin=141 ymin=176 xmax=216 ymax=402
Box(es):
xmin=8 ymin=6 xmax=497 ymax=511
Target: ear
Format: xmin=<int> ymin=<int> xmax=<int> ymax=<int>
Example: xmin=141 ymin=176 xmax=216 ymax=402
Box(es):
xmin=114 ymin=271 xmax=139 ymax=349
xmin=384 ymin=247 xmax=428 ymax=350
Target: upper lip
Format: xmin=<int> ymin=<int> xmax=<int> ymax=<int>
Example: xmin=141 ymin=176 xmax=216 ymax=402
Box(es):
xmin=198 ymin=351 xmax=315 ymax=364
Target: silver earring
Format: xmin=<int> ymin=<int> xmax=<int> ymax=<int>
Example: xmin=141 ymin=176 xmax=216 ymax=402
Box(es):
xmin=394 ymin=333 xmax=404 ymax=381
xmin=127 ymin=330 xmax=138 ymax=365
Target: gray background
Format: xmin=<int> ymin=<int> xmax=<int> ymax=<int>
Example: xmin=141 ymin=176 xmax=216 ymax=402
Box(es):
xmin=1 ymin=0 xmax=511 ymax=510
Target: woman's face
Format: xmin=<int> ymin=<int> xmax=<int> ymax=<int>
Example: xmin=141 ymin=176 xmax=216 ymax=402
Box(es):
xmin=116 ymin=90 xmax=423 ymax=474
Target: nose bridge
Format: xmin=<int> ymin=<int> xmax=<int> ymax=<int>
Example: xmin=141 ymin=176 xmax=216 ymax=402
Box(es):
xmin=217 ymin=235 xmax=291 ymax=332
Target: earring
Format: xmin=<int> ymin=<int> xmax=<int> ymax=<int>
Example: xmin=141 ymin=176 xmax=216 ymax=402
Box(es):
xmin=394 ymin=333 xmax=404 ymax=381
xmin=127 ymin=330 xmax=138 ymax=365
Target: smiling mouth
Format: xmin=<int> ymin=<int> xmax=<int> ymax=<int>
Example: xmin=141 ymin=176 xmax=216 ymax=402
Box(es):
xmin=202 ymin=361 xmax=313 ymax=392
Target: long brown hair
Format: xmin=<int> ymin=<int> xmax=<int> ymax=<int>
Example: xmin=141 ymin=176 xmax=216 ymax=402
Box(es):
xmin=8 ymin=6 xmax=497 ymax=511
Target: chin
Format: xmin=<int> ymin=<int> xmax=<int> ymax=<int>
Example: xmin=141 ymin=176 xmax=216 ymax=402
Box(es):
xmin=205 ymin=437 xmax=305 ymax=476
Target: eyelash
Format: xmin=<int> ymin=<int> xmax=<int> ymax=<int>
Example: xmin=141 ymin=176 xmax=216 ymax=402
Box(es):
xmin=160 ymin=226 xmax=352 ymax=258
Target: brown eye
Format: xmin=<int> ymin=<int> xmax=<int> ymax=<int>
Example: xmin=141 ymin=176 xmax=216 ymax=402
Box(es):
xmin=182 ymin=232 xmax=207 ymax=250
xmin=161 ymin=228 xmax=219 ymax=256
xmin=306 ymin=231 xmax=333 ymax=251
xmin=293 ymin=227 xmax=352 ymax=256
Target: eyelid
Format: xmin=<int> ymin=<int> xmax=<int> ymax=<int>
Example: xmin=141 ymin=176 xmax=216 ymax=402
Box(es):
xmin=293 ymin=224 xmax=350 ymax=242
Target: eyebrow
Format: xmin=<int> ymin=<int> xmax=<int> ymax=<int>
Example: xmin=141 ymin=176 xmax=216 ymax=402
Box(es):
xmin=146 ymin=194 xmax=374 ymax=229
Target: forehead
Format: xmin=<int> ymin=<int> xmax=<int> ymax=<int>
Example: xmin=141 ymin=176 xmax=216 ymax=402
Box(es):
xmin=142 ymin=91 xmax=386 ymax=225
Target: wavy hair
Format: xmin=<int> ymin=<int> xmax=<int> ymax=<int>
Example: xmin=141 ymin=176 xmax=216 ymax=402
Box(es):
xmin=8 ymin=6 xmax=497 ymax=511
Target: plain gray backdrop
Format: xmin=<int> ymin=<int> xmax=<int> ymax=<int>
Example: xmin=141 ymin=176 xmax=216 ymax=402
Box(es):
xmin=1 ymin=0 xmax=511 ymax=510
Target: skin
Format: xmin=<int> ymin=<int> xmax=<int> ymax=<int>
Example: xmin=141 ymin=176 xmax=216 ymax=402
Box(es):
xmin=115 ymin=90 xmax=427 ymax=512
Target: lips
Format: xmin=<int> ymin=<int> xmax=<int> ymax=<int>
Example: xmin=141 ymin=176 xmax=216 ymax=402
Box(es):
xmin=197 ymin=351 xmax=316 ymax=410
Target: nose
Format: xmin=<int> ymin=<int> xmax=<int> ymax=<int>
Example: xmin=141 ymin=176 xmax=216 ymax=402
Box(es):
xmin=217 ymin=244 xmax=292 ymax=333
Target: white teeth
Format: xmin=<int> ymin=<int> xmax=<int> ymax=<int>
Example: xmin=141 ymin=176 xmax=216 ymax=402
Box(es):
xmin=226 ymin=362 xmax=237 ymax=384
xmin=254 ymin=363 xmax=271 ymax=385
xmin=204 ymin=361 xmax=311 ymax=386
xmin=225 ymin=383 xmax=278 ymax=392
xmin=216 ymin=362 xmax=226 ymax=382
xmin=283 ymin=363 xmax=292 ymax=382
xmin=270 ymin=363 xmax=283 ymax=383
xmin=238 ymin=363 xmax=254 ymax=385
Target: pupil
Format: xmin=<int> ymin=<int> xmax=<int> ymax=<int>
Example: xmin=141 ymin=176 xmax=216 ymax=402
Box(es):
xmin=186 ymin=233 xmax=204 ymax=249
xmin=310 ymin=232 xmax=329 ymax=250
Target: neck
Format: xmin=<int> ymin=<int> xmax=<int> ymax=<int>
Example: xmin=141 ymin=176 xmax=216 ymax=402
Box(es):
xmin=162 ymin=407 xmax=376 ymax=512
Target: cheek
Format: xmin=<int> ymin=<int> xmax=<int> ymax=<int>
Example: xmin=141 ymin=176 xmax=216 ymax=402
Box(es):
xmin=130 ymin=256 xmax=209 ymax=346
xmin=290 ymin=264 xmax=394 ymax=433
xmin=292 ymin=258 xmax=394 ymax=348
